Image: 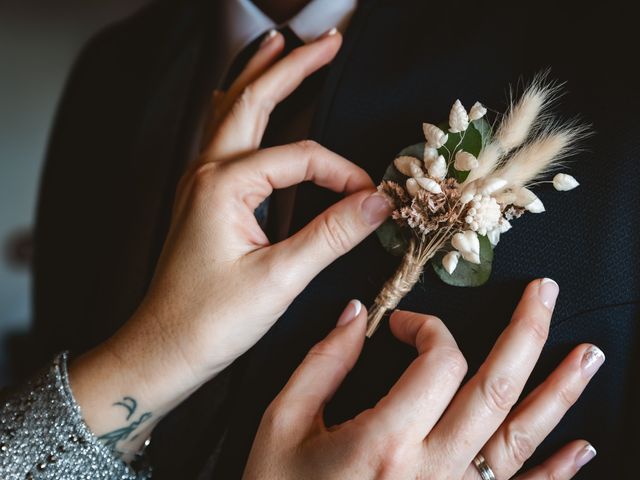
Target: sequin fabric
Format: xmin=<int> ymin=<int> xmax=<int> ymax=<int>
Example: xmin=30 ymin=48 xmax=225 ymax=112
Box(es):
xmin=0 ymin=353 xmax=151 ymax=479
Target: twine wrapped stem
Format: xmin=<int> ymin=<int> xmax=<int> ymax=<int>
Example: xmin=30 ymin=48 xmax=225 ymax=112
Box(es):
xmin=366 ymin=233 xmax=449 ymax=337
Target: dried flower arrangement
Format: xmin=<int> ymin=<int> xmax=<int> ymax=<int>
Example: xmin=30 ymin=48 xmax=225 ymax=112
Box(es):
xmin=367 ymin=75 xmax=588 ymax=337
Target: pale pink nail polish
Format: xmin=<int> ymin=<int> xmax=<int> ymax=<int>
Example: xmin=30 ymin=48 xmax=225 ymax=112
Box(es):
xmin=575 ymin=443 xmax=596 ymax=468
xmin=538 ymin=278 xmax=559 ymax=310
xmin=361 ymin=193 xmax=393 ymax=226
xmin=337 ymin=300 xmax=362 ymax=326
xmin=260 ymin=29 xmax=278 ymax=48
xmin=318 ymin=27 xmax=338 ymax=40
xmin=581 ymin=345 xmax=605 ymax=378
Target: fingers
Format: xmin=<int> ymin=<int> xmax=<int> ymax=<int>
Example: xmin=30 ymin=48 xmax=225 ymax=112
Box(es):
xmin=205 ymin=30 xmax=342 ymax=161
xmin=232 ymin=141 xmax=391 ymax=285
xmin=428 ymin=278 xmax=559 ymax=475
xmin=212 ymin=30 xmax=286 ymax=128
xmin=223 ymin=140 xmax=374 ymax=212
xmin=513 ymin=440 xmax=597 ymax=480
xmin=478 ymin=343 xmax=604 ymax=478
xmin=268 ymin=300 xmax=367 ymax=436
xmin=272 ymin=188 xmax=391 ymax=286
xmin=365 ymin=311 xmax=467 ymax=440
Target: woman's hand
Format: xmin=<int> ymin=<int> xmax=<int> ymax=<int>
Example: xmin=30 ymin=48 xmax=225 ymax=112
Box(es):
xmin=68 ymin=29 xmax=391 ymax=458
xmin=244 ymin=279 xmax=603 ymax=479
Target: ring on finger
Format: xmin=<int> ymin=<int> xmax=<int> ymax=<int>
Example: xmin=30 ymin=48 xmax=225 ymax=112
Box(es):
xmin=473 ymin=453 xmax=497 ymax=480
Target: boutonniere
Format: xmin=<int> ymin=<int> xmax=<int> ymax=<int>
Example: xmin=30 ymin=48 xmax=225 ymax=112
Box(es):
xmin=367 ymin=74 xmax=588 ymax=336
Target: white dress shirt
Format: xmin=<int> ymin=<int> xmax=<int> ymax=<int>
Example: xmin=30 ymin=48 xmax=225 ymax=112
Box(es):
xmin=217 ymin=0 xmax=357 ymax=88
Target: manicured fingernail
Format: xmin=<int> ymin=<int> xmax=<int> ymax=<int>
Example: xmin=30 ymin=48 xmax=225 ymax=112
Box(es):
xmin=318 ymin=27 xmax=338 ymax=40
xmin=260 ymin=29 xmax=278 ymax=48
xmin=581 ymin=345 xmax=605 ymax=378
xmin=361 ymin=192 xmax=393 ymax=226
xmin=337 ymin=299 xmax=362 ymax=326
xmin=538 ymin=278 xmax=559 ymax=310
xmin=575 ymin=443 xmax=596 ymax=468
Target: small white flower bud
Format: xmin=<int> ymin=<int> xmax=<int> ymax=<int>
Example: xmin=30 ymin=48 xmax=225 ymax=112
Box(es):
xmin=410 ymin=163 xmax=425 ymax=178
xmin=525 ymin=197 xmax=546 ymax=213
xmin=452 ymin=231 xmax=481 ymax=264
xmin=406 ymin=178 xmax=420 ymax=196
xmin=442 ymin=251 xmax=460 ymax=275
xmin=426 ymin=154 xmax=447 ymax=180
xmin=487 ymin=228 xmax=501 ymax=246
xmin=498 ymin=218 xmax=512 ymax=233
xmin=468 ymin=101 xmax=487 ymax=121
xmin=394 ymin=156 xmax=421 ymax=176
xmin=449 ymin=99 xmax=469 ymax=133
xmin=493 ymin=189 xmax=517 ymax=205
xmin=513 ymin=187 xmax=538 ymax=207
xmin=423 ymin=146 xmax=439 ymax=164
xmin=460 ymin=183 xmax=477 ymax=204
xmin=415 ymin=177 xmax=443 ymax=194
xmin=553 ymin=173 xmax=580 ymax=191
xmin=422 ymin=123 xmax=449 ymax=148
xmin=479 ymin=177 xmax=507 ymax=195
xmin=454 ymin=150 xmax=479 ymax=171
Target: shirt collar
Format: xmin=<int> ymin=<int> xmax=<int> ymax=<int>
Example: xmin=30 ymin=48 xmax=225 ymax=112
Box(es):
xmin=219 ymin=0 xmax=357 ymax=82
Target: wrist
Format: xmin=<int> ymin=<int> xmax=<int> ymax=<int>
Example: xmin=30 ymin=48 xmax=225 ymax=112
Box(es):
xmin=67 ymin=310 xmax=209 ymax=460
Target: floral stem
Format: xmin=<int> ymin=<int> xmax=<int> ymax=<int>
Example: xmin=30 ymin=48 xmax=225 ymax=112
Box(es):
xmin=366 ymin=234 xmax=448 ymax=337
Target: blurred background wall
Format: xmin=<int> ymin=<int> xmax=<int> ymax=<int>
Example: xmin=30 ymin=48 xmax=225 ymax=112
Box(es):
xmin=0 ymin=0 xmax=151 ymax=384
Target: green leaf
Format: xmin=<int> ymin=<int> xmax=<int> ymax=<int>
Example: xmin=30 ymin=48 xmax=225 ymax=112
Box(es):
xmin=437 ymin=121 xmax=483 ymax=183
xmin=376 ymin=142 xmax=425 ymax=256
xmin=432 ymin=234 xmax=494 ymax=287
xmin=376 ymin=218 xmax=411 ymax=257
xmin=472 ymin=117 xmax=492 ymax=146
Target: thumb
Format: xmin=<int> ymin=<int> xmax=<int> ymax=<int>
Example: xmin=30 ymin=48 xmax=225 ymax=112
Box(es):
xmin=273 ymin=300 xmax=367 ymax=431
xmin=275 ymin=190 xmax=392 ymax=285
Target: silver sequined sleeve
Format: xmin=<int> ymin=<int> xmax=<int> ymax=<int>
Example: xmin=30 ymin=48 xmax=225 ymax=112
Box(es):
xmin=0 ymin=353 xmax=151 ymax=480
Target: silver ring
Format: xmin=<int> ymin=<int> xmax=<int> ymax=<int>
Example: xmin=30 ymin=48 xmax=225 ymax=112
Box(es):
xmin=473 ymin=453 xmax=496 ymax=480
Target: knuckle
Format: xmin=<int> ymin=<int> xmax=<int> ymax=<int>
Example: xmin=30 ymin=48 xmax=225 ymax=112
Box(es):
xmin=190 ymin=164 xmax=219 ymax=198
xmin=237 ymin=85 xmax=256 ymax=108
xmin=481 ymin=375 xmax=518 ymax=414
xmin=503 ymin=422 xmax=537 ymax=467
xmin=514 ymin=312 xmax=549 ymax=345
xmin=262 ymin=399 xmax=295 ymax=432
xmin=318 ymin=214 xmax=354 ymax=256
xmin=236 ymin=85 xmax=274 ymax=118
xmin=376 ymin=437 xmax=409 ymax=474
xmin=294 ymin=139 xmax=320 ymax=153
xmin=307 ymin=341 xmax=347 ymax=376
xmin=430 ymin=346 xmax=468 ymax=378
xmin=556 ymin=384 xmax=580 ymax=409
xmin=538 ymin=467 xmax=561 ymax=480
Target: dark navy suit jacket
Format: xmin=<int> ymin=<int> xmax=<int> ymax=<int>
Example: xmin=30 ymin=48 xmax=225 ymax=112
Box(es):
xmin=32 ymin=0 xmax=639 ymax=478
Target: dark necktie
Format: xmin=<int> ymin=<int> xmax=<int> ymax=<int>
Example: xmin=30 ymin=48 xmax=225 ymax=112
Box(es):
xmin=222 ymin=27 xmax=328 ymax=240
